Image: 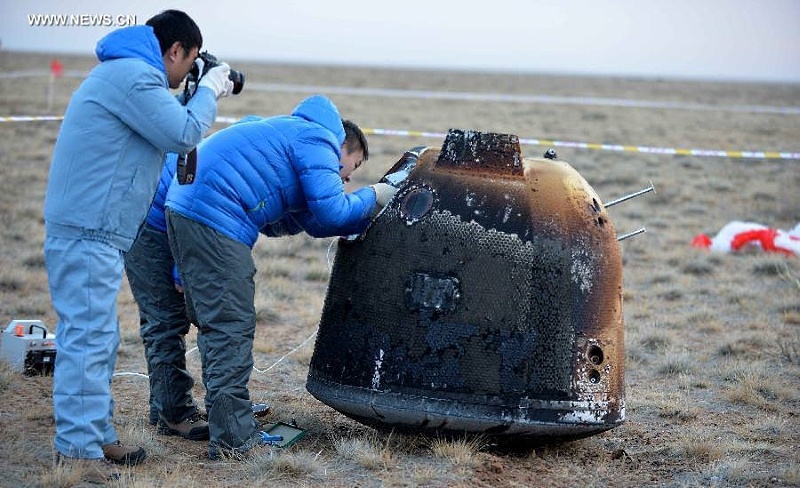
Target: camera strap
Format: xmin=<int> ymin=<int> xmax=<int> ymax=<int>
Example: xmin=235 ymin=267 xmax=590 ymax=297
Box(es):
xmin=176 ymin=149 xmax=197 ymax=185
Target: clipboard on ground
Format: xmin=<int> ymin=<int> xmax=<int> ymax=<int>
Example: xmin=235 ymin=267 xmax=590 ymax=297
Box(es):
xmin=262 ymin=422 xmax=307 ymax=448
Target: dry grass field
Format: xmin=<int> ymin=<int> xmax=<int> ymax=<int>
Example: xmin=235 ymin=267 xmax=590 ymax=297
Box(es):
xmin=1 ymin=50 xmax=799 ymax=487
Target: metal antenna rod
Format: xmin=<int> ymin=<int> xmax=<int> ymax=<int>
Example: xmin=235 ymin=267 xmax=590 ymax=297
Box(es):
xmin=605 ymin=181 xmax=656 ymax=208
xmin=617 ymin=227 xmax=647 ymax=241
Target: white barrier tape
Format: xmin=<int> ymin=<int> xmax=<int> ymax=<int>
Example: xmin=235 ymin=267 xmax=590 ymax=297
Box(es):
xmin=516 ymin=136 xmax=800 ymax=160
xmin=2 ymin=69 xmax=797 ymax=115
xmin=2 ymin=114 xmax=797 ymax=160
xmin=0 ymin=115 xmax=64 ymax=122
xmin=363 ymin=127 xmax=800 ymax=161
xmin=0 ymin=70 xmax=86 ymax=79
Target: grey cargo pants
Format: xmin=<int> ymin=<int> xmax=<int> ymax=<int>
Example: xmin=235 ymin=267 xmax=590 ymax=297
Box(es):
xmin=124 ymin=223 xmax=198 ymax=424
xmin=165 ymin=209 xmax=261 ymax=456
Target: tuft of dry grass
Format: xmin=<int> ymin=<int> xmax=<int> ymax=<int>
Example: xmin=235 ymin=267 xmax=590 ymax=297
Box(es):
xmin=244 ymin=449 xmax=329 ymax=483
xmin=720 ymin=362 xmax=797 ymax=410
xmin=303 ymin=262 xmax=332 ymax=282
xmin=657 ymin=350 xmax=697 ymax=376
xmin=428 ymin=434 xmax=487 ymax=469
xmin=639 ymin=331 xmax=674 ymax=352
xmin=334 ymin=433 xmax=396 ymax=470
xmin=677 ymin=434 xmax=726 ymax=463
xmin=778 ymin=330 xmax=800 ymax=365
xmin=656 ymin=391 xmax=701 ymax=422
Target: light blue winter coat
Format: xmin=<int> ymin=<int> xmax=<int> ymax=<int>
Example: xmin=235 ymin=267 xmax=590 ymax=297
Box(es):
xmin=165 ymin=95 xmax=376 ymax=248
xmin=43 ymin=25 xmax=218 ymax=251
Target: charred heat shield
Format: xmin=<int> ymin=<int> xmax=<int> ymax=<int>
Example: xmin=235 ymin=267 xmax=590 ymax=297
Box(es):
xmin=307 ymin=129 xmax=625 ymax=441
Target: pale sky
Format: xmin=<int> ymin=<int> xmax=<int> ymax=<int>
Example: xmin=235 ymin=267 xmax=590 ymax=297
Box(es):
xmin=1 ymin=0 xmax=798 ymax=82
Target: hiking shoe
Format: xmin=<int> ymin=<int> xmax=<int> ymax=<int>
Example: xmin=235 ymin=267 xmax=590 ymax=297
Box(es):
xmin=55 ymin=453 xmax=120 ymax=483
xmin=102 ymin=441 xmax=147 ymax=466
xmin=157 ymin=412 xmax=209 ymax=440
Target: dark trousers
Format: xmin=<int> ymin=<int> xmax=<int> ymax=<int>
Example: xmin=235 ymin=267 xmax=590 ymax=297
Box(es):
xmin=166 ymin=209 xmax=260 ymax=454
xmin=124 ymin=223 xmax=198 ymax=424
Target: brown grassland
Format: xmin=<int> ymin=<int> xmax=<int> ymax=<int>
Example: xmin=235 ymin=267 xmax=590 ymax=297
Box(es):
xmin=0 ymin=51 xmax=799 ymax=487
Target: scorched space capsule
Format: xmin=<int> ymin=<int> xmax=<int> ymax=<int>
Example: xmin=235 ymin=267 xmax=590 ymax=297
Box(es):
xmin=306 ymin=129 xmax=625 ymax=442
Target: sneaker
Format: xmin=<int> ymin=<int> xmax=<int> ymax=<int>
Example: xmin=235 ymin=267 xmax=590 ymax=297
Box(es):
xmin=102 ymin=440 xmax=147 ymax=466
xmin=158 ymin=411 xmax=209 ymax=440
xmin=55 ymin=453 xmax=120 ymax=483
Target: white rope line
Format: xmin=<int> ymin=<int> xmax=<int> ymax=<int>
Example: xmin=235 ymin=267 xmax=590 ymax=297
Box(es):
xmin=113 ymin=330 xmax=318 ymax=380
xmin=3 ymin=114 xmax=797 ymax=161
xmin=326 ymin=238 xmax=338 ymax=268
xmin=250 ymin=237 xmax=338 ymax=375
xmin=252 ymin=329 xmax=318 ymax=374
xmin=113 ymin=238 xmax=337 ymax=381
xmin=4 ymin=69 xmax=795 ymax=115
xmin=112 ymin=371 xmax=148 ymax=379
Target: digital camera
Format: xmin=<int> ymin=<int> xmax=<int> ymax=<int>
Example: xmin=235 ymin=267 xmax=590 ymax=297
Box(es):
xmin=188 ymin=51 xmax=245 ymax=95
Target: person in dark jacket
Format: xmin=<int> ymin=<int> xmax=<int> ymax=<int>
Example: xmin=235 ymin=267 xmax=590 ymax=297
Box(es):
xmin=165 ymin=95 xmax=396 ymax=458
xmin=124 ymin=154 xmax=210 ymax=441
xmin=42 ymin=9 xmax=233 ymax=480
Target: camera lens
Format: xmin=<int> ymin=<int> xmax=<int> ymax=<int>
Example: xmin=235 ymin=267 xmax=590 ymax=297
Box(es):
xmin=229 ymin=70 xmax=245 ymax=95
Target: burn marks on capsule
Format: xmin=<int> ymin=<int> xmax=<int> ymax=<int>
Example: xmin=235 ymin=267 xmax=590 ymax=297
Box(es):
xmin=307 ymin=129 xmax=625 ymax=441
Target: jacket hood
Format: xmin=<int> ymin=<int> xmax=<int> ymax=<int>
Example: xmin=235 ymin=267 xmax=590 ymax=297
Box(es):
xmin=291 ymin=95 xmax=345 ymax=145
xmin=95 ymin=25 xmax=165 ymax=73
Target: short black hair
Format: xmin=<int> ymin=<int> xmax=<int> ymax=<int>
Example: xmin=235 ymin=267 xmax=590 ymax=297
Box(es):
xmin=146 ymin=9 xmax=202 ymax=56
xmin=342 ymin=119 xmax=368 ymax=161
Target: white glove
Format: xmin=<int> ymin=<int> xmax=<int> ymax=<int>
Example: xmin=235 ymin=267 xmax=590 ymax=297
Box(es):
xmin=371 ymin=183 xmax=398 ymax=207
xmin=198 ymin=62 xmax=234 ymax=99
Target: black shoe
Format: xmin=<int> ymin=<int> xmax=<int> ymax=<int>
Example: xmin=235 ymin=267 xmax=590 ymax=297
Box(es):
xmin=251 ymin=402 xmax=270 ymax=417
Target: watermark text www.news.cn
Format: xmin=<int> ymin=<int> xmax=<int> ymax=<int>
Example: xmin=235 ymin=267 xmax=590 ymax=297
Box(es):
xmin=27 ymin=14 xmax=137 ymax=28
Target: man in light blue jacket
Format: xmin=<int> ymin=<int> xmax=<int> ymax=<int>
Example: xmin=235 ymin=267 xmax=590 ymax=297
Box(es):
xmin=165 ymin=95 xmax=397 ymax=459
xmin=42 ymin=9 xmax=233 ymax=480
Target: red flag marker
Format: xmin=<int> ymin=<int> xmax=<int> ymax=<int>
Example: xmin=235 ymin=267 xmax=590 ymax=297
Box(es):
xmin=50 ymin=58 xmax=63 ymax=78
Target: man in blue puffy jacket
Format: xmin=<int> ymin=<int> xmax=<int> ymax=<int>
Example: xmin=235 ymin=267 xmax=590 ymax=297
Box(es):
xmin=165 ymin=95 xmax=397 ymax=459
xmin=42 ymin=9 xmax=233 ymax=479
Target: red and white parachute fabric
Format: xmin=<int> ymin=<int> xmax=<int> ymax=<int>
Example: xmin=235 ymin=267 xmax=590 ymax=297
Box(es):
xmin=692 ymin=221 xmax=800 ymax=256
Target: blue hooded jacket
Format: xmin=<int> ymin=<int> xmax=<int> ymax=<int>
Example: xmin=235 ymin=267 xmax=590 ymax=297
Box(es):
xmin=43 ymin=25 xmax=218 ymax=251
xmin=165 ymin=95 xmax=376 ymax=247
xmin=145 ymin=152 xmax=179 ymax=233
